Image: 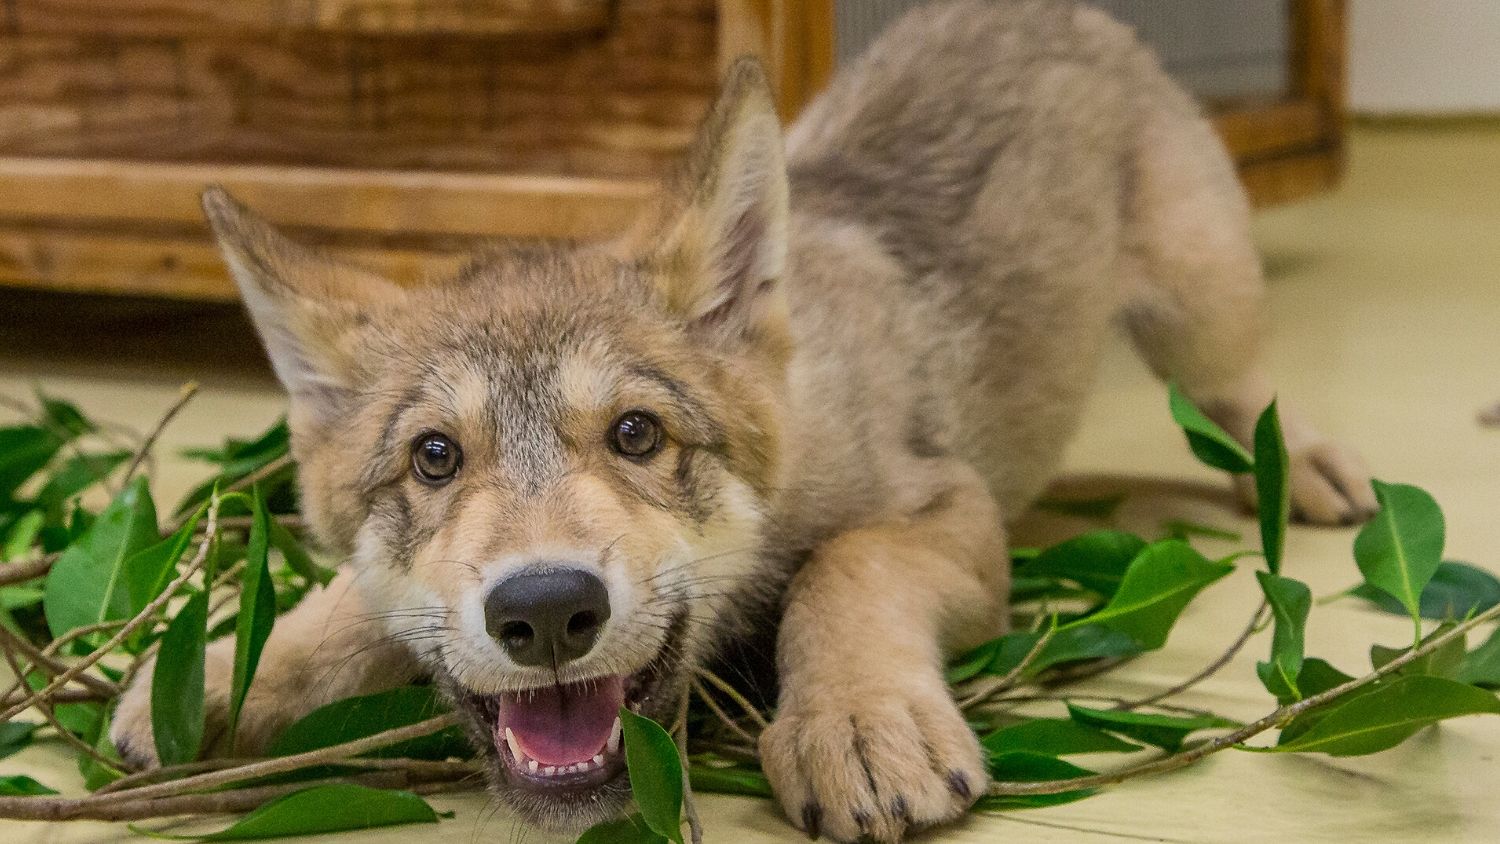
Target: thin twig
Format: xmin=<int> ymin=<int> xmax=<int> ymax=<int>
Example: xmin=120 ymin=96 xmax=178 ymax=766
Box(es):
xmin=96 ymin=757 xmax=480 ymax=796
xmin=75 ymin=713 xmax=460 ymax=806
xmin=0 ymin=644 xmax=121 ymax=774
xmin=691 ymin=678 xmax=762 ymax=746
xmin=165 ymin=454 xmax=294 ymax=534
xmin=1115 ymin=601 xmax=1268 ymax=711
xmin=0 ymin=771 xmax=475 ymax=822
xmin=985 ymin=601 xmax=1500 ymax=797
xmin=0 ymin=625 xmax=119 ymax=697
xmin=0 ymin=552 xmax=59 ymax=587
xmin=675 ymin=690 xmax=704 ymax=844
xmin=692 ymin=669 xmax=771 ymax=731
xmin=0 ymin=495 xmax=222 ymax=723
xmin=121 ymin=382 xmax=199 ymax=484
xmin=957 ymin=621 xmax=1058 ymax=711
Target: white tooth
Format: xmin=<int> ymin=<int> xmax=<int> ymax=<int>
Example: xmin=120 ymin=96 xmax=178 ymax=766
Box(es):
xmin=544 ymin=766 xmax=557 ymax=776
xmin=593 ymin=753 xmax=605 ymax=766
xmin=527 ymin=759 xmax=539 ymax=773
xmin=504 ymin=728 xmax=526 ymax=766
xmin=607 ymin=716 xmax=622 ymax=754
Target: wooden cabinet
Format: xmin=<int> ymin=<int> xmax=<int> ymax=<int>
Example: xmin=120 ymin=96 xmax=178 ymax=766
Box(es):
xmin=0 ymin=0 xmax=1345 ymax=302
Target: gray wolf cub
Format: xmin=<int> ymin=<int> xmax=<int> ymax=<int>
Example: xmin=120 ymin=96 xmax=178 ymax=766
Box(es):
xmin=114 ymin=2 xmax=1373 ymax=840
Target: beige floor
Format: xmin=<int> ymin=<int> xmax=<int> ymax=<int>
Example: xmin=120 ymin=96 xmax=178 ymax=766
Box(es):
xmin=4 ymin=125 xmax=1500 ymax=842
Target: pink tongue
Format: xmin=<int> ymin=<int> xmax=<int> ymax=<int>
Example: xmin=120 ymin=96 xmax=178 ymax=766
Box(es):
xmin=497 ymin=676 xmax=625 ymax=766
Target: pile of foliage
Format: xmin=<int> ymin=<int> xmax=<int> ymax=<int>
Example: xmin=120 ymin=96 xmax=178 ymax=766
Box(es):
xmin=0 ymin=383 xmax=1497 ymax=843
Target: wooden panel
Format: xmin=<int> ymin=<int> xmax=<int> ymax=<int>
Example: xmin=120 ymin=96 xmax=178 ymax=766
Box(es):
xmin=0 ymin=158 xmax=651 ymax=241
xmin=3 ymin=0 xmax=610 ymax=38
xmin=0 ymin=0 xmax=718 ymax=178
xmin=1236 ymin=151 xmax=1339 ymax=207
xmin=1213 ymin=100 xmax=1327 ymax=162
xmin=720 ymin=0 xmax=833 ymax=121
xmin=0 ymin=224 xmax=468 ymax=301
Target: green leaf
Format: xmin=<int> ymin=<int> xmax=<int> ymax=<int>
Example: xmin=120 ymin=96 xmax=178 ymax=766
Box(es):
xmin=1160 ymin=519 xmax=1242 ymax=543
xmin=124 ymin=506 xmax=205 ymax=620
xmin=152 ymin=590 xmax=208 ymax=765
xmin=33 ymin=450 xmax=131 ymax=512
xmin=1459 ymin=626 xmax=1500 ymax=688
xmin=1168 ymin=384 xmax=1253 ymax=473
xmin=228 ymin=487 xmax=276 ymax=749
xmin=620 ymin=708 xmax=684 ymax=844
xmin=2 ymin=509 xmax=44 ymax=561
xmin=1066 ymin=704 xmax=1236 ymax=752
xmin=43 ymin=476 xmax=159 ymax=638
xmin=0 ymin=721 xmax=38 ymax=760
xmin=686 ymin=764 xmax=774 ymax=797
xmin=1017 ymin=530 xmax=1147 ymax=597
xmin=948 ymin=625 xmax=1140 ymax=684
xmin=79 ymin=711 xmax=125 ymax=789
xmin=1061 ymin=540 xmax=1234 ymax=649
xmin=982 ymin=718 xmax=1139 ymax=756
xmin=975 ymin=752 xmax=1097 ymax=810
xmin=0 ymin=774 xmax=58 ymax=796
xmin=1353 ymin=481 xmax=1444 ymax=631
xmin=131 ymin=784 xmax=440 ymax=840
xmin=1370 ymin=623 xmax=1465 ymax=681
xmin=268 ymin=686 xmax=467 ymax=760
xmin=1350 ymin=561 xmax=1500 ymax=621
xmin=0 ymin=425 xmax=64 ymax=500
xmin=175 ymin=421 xmax=290 ymax=516
xmin=1252 ymin=401 xmax=1290 ymax=573
xmin=36 ymin=391 xmax=94 ymax=438
xmin=1271 ymin=675 xmax=1500 ymax=756
xmin=577 ymin=814 xmax=669 ymax=844
xmin=268 ymin=521 xmax=334 ymax=586
xmin=1255 ymin=572 xmax=1311 ymax=700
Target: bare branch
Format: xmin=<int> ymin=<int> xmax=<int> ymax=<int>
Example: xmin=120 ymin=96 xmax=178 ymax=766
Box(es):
xmin=121 ymin=382 xmax=199 ymax=484
xmin=1116 ymin=600 xmax=1268 ymax=711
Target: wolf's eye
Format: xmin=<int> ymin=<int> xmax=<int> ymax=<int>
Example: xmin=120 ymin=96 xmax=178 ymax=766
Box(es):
xmin=412 ymin=433 xmax=462 ymax=483
xmin=610 ymin=411 xmax=662 ymax=458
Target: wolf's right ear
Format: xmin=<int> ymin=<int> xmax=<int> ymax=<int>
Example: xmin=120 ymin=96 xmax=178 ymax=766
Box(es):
xmin=629 ymin=58 xmax=790 ymax=352
xmin=203 ymin=187 xmax=403 ymax=426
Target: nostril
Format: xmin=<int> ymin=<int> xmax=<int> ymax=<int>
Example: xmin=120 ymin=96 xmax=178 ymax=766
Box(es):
xmin=499 ymin=620 xmax=534 ymax=651
xmin=567 ymin=610 xmax=600 ymax=638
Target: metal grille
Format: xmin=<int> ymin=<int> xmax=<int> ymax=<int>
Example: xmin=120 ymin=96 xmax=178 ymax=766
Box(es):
xmin=834 ymin=0 xmax=1291 ymax=101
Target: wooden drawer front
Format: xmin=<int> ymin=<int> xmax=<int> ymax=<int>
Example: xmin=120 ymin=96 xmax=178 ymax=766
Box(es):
xmin=0 ymin=0 xmax=717 ymax=179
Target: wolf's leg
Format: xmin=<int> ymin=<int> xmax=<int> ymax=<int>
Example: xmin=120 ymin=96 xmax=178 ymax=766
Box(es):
xmin=1119 ymin=96 xmax=1377 ymax=524
xmin=112 ymin=568 xmax=420 ymax=767
xmin=759 ymin=462 xmax=1007 ymax=843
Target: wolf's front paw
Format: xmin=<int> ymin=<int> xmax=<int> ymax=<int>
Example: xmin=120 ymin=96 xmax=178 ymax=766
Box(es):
xmin=759 ymin=679 xmax=985 ymax=843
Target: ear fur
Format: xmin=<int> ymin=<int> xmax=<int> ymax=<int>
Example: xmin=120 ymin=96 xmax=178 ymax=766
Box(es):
xmin=202 ymin=187 xmax=404 ymax=425
xmin=638 ymin=58 xmax=790 ymax=348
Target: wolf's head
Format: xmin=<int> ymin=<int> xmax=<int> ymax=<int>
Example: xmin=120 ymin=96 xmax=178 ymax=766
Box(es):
xmin=207 ymin=59 xmax=789 ymax=830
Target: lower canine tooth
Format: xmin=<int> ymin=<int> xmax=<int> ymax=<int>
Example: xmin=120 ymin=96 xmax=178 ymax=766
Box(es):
xmin=504 ymin=728 xmax=525 ymax=766
xmin=607 ymin=716 xmax=622 ymax=754
xmin=593 ymin=753 xmax=604 ymax=766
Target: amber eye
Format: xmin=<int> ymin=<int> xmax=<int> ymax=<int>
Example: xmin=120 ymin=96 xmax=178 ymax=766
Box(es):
xmin=610 ymin=411 xmax=662 ymax=458
xmin=411 ymin=433 xmax=462 ymax=483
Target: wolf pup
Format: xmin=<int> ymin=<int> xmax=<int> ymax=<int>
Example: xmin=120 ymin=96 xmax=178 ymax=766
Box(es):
xmin=113 ymin=2 xmax=1376 ymax=841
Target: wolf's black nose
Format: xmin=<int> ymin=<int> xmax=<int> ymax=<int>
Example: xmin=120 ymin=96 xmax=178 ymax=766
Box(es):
xmin=485 ymin=568 xmax=611 ymax=667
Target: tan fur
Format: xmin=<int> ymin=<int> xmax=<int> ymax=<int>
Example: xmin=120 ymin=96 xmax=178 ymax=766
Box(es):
xmin=115 ymin=4 xmax=1375 ymax=840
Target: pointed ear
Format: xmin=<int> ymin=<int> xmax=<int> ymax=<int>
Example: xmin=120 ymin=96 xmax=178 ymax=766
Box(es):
xmin=639 ymin=58 xmax=789 ymax=348
xmin=202 ymin=187 xmax=404 ymax=425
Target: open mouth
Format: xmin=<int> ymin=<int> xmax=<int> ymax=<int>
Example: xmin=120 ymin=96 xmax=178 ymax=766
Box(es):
xmin=451 ymin=608 xmax=687 ymax=815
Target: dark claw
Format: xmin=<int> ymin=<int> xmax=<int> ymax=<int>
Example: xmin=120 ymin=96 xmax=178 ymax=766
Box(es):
xmin=947 ymin=770 xmax=972 ymax=800
xmin=802 ymin=802 xmax=822 ymax=841
xmin=853 ymin=809 xmax=871 ymax=835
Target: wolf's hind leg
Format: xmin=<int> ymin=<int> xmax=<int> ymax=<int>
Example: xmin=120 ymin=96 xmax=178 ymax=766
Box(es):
xmin=1119 ymin=95 xmax=1377 ymax=524
xmin=759 ymin=461 xmax=1008 ymax=843
xmin=112 ymin=568 xmax=420 ymax=767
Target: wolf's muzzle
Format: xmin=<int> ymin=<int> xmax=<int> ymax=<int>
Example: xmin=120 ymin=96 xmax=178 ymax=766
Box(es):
xmin=484 ymin=566 xmax=611 ymax=668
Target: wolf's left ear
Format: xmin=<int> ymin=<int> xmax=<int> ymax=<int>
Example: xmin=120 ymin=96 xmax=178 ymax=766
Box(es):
xmin=203 ymin=187 xmax=404 ymax=428
xmin=638 ymin=58 xmax=789 ymax=348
